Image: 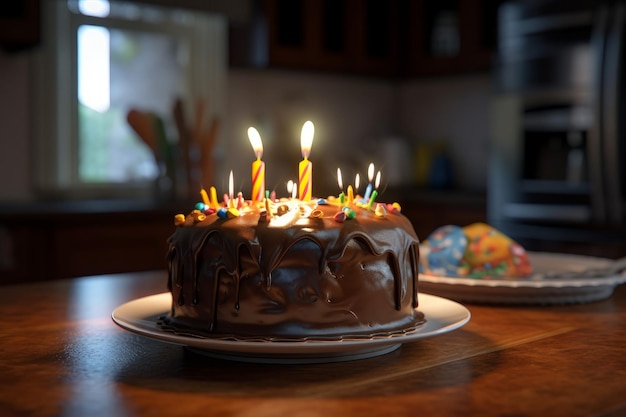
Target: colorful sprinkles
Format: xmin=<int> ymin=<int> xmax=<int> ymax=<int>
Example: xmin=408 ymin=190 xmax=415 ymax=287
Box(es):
xmin=174 ymin=190 xmax=402 ymax=227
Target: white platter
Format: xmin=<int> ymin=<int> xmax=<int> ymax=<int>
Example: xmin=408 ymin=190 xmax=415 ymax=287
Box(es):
xmin=420 ymin=252 xmax=626 ymax=305
xmin=112 ymin=293 xmax=470 ymax=364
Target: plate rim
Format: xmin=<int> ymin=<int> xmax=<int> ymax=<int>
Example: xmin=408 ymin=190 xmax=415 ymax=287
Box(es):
xmin=111 ymin=292 xmax=471 ymax=355
xmin=420 ymin=251 xmax=626 ymax=289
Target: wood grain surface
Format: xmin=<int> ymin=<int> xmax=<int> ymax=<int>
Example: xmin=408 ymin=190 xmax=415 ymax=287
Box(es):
xmin=1 ymin=271 xmax=625 ymax=417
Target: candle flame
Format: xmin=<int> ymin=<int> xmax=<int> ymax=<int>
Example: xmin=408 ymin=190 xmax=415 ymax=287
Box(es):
xmin=337 ymin=168 xmax=343 ymax=190
xmin=300 ymin=121 xmax=314 ymax=159
xmin=229 ymin=170 xmax=234 ymax=199
xmin=375 ymin=170 xmax=381 ymax=189
xmin=248 ymin=127 xmax=263 ymax=159
xmin=355 ymin=173 xmax=360 ymax=192
xmin=367 ymin=163 xmax=375 ymax=182
xmin=287 ymin=180 xmax=294 ymax=194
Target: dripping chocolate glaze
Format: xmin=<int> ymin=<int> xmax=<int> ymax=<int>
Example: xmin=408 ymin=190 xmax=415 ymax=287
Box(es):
xmin=165 ymin=202 xmax=423 ymax=338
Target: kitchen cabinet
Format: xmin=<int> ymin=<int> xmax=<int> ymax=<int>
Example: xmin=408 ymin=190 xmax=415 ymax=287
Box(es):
xmin=403 ymin=0 xmax=499 ymax=77
xmin=265 ymin=0 xmax=398 ymax=76
xmin=0 ymin=201 xmax=175 ymax=284
xmin=0 ymin=0 xmax=40 ymax=51
xmin=229 ymin=0 xmax=500 ymax=77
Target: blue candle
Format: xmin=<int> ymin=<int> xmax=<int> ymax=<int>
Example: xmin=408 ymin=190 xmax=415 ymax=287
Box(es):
xmin=363 ymin=163 xmax=374 ymax=200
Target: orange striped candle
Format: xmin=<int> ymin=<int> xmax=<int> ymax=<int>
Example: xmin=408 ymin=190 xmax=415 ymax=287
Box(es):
xmin=298 ymin=121 xmax=315 ymax=201
xmin=248 ymin=127 xmax=265 ymax=201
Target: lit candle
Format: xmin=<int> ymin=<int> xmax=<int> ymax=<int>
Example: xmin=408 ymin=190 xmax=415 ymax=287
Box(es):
xmin=292 ymin=181 xmax=297 ymax=199
xmin=364 ymin=163 xmax=375 ymax=200
xmin=248 ymin=127 xmax=265 ymax=202
xmin=355 ymin=173 xmax=360 ymax=194
xmin=228 ymin=170 xmax=234 ymax=208
xmin=368 ymin=170 xmax=381 ymax=210
xmin=337 ymin=168 xmax=344 ymax=191
xmin=287 ymin=180 xmax=294 ymax=198
xmin=298 ymin=121 xmax=314 ymax=201
xmin=337 ymin=168 xmax=345 ymax=204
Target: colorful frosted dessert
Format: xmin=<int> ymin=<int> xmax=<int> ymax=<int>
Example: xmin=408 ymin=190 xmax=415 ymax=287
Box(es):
xmin=420 ymin=223 xmax=532 ymax=279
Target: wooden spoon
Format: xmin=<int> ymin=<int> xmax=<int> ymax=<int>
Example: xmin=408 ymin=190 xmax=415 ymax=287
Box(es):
xmin=127 ymin=109 xmax=158 ymax=158
xmin=173 ymin=98 xmax=192 ymax=191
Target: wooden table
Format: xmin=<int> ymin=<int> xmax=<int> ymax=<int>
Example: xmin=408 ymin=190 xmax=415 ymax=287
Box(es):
xmin=1 ymin=271 xmax=625 ymax=417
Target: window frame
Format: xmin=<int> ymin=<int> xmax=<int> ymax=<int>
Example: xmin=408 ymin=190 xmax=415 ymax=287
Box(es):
xmin=33 ymin=1 xmax=227 ymax=199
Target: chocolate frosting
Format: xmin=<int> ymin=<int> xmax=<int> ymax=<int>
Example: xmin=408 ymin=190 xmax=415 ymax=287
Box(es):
xmin=163 ymin=201 xmax=424 ymax=340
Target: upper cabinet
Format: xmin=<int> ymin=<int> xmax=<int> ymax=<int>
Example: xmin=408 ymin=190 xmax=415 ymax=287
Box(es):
xmin=0 ymin=0 xmax=40 ymax=52
xmin=229 ymin=0 xmax=501 ymax=77
xmin=404 ymin=0 xmax=500 ymax=77
xmin=266 ymin=0 xmax=398 ymax=76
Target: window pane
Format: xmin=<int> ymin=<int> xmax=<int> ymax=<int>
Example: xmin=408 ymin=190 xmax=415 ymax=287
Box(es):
xmin=77 ymin=26 xmax=189 ymax=183
xmin=77 ymin=0 xmax=110 ymax=17
xmin=78 ymin=25 xmax=110 ymax=113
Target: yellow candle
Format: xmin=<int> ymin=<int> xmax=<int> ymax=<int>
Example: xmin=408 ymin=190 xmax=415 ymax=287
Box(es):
xmin=248 ymin=127 xmax=265 ymax=201
xmin=347 ymin=185 xmax=354 ymax=205
xmin=264 ymin=197 xmax=273 ymax=218
xmin=298 ymin=121 xmax=314 ymax=201
xmin=200 ymin=188 xmax=210 ymax=206
xmin=209 ymin=186 xmax=219 ymax=209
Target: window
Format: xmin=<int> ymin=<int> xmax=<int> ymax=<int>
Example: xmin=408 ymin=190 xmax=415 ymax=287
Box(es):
xmin=33 ymin=0 xmax=226 ymax=199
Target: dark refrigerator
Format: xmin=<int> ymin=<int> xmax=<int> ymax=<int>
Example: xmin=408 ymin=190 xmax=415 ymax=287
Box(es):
xmin=489 ymin=0 xmax=626 ymax=258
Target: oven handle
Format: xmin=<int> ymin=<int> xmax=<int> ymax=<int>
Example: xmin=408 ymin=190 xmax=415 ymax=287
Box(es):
xmin=588 ymin=3 xmax=609 ymax=223
xmin=601 ymin=1 xmax=626 ymax=224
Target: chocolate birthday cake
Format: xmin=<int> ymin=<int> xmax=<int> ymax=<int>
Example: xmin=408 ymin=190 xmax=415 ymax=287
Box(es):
xmin=160 ymin=197 xmax=424 ymax=341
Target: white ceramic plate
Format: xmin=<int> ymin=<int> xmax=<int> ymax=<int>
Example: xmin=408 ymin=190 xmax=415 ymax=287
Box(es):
xmin=112 ymin=293 xmax=470 ymax=364
xmin=420 ymin=252 xmax=626 ymax=305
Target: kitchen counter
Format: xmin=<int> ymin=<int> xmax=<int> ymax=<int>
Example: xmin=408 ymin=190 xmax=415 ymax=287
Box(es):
xmin=0 ymin=192 xmax=486 ymax=284
xmin=0 ymin=199 xmax=181 ymax=284
xmin=386 ymin=187 xmax=487 ymax=240
xmin=1 ymin=270 xmax=625 ymax=417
